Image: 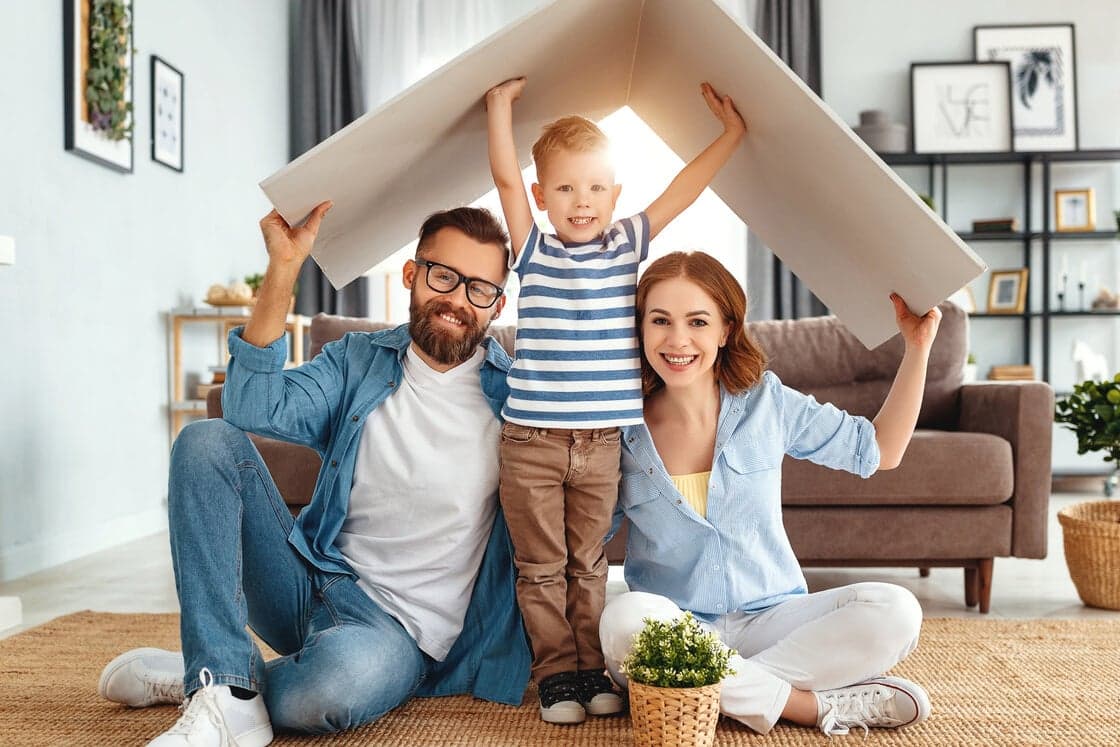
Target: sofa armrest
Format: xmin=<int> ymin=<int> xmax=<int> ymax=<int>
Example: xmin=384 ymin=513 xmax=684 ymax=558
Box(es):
xmin=201 ymin=384 xmax=319 ymax=513
xmin=959 ymin=381 xmax=1053 ymax=558
xmin=206 ymin=385 xmax=224 ymax=418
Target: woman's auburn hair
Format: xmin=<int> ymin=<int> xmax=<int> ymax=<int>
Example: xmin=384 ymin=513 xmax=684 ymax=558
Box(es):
xmin=636 ymin=251 xmax=768 ymax=397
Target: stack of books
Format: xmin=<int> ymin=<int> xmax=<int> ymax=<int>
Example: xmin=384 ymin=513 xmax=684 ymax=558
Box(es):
xmin=971 ymin=217 xmax=1019 ymax=233
xmin=988 ymin=364 xmax=1035 ymax=381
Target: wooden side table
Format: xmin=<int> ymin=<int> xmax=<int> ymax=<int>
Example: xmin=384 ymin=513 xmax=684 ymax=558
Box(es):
xmin=166 ymin=307 xmax=308 ymax=443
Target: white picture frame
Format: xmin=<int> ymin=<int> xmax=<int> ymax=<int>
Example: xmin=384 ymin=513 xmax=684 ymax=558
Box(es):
xmin=911 ymin=62 xmax=1014 ymax=154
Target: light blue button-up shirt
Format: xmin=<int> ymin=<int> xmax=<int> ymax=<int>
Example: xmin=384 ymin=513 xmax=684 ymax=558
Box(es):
xmin=221 ymin=324 xmax=530 ymax=705
xmin=617 ymin=371 xmax=880 ymax=619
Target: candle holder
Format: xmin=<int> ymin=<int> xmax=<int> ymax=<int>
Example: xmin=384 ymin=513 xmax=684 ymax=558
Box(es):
xmin=1057 ymin=291 xmax=1066 ymax=312
xmin=1079 ymin=281 xmax=1086 ymax=311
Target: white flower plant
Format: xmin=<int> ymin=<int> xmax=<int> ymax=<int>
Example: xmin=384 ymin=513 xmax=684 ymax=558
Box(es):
xmin=622 ymin=612 xmax=734 ymax=688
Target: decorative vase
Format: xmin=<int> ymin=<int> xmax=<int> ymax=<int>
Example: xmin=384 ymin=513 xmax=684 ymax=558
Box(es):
xmin=963 ymin=363 xmax=978 ymax=383
xmin=853 ymin=109 xmax=908 ymax=154
xmin=629 ymin=680 xmax=721 ymax=747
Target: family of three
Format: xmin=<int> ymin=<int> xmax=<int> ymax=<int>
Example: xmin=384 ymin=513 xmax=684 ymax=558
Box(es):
xmin=98 ymin=79 xmax=941 ymax=745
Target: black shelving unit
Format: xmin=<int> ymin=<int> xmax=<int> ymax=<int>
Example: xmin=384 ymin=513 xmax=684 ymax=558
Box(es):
xmin=882 ymin=149 xmax=1120 ymax=384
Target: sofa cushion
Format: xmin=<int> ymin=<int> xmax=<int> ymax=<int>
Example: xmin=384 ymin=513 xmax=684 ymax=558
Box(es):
xmin=782 ymin=429 xmax=1012 ymax=506
xmin=784 ymin=505 xmax=1013 ymax=560
xmin=309 ymin=313 xmax=516 ymax=360
xmin=750 ymin=301 xmax=966 ymax=428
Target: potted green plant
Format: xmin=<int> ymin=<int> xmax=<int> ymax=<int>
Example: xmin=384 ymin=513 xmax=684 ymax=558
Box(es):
xmin=1055 ymin=375 xmax=1120 ymax=491
xmin=622 ymin=613 xmax=733 ymax=747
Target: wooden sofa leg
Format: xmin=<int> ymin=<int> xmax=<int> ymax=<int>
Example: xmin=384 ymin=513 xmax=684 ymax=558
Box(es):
xmin=964 ymin=567 xmax=978 ymax=607
xmin=919 ymin=568 xmax=930 ymax=578
xmin=977 ymin=558 xmax=993 ymax=614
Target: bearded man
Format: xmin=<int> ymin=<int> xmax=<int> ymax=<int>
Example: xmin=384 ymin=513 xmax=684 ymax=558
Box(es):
xmin=100 ymin=204 xmax=530 ymax=746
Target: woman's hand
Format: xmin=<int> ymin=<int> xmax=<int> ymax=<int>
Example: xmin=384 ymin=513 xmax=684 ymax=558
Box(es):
xmin=891 ymin=293 xmax=941 ymax=351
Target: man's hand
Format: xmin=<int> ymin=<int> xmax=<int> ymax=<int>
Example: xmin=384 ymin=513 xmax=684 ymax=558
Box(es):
xmin=259 ymin=201 xmax=332 ymax=269
xmin=890 ymin=293 xmax=942 ymax=351
xmin=486 ymin=77 xmax=527 ymax=108
xmin=700 ymin=82 xmax=746 ymax=142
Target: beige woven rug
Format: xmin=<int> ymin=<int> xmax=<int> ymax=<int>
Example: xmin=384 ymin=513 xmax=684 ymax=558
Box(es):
xmin=1 ymin=612 xmax=1118 ymax=746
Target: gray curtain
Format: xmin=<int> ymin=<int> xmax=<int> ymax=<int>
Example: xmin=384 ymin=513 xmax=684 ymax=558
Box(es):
xmin=751 ymin=0 xmax=827 ymax=319
xmin=290 ymin=0 xmax=369 ymax=317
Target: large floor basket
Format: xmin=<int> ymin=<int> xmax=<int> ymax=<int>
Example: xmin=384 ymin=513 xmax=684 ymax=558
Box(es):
xmin=1058 ymin=500 xmax=1120 ymax=610
xmin=629 ymin=680 xmax=721 ymax=747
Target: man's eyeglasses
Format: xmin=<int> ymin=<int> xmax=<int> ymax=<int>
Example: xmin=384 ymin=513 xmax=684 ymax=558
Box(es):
xmin=414 ymin=259 xmax=505 ymax=309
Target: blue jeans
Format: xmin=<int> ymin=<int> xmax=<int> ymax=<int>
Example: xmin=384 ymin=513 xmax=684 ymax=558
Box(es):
xmin=168 ymin=419 xmax=431 ymax=734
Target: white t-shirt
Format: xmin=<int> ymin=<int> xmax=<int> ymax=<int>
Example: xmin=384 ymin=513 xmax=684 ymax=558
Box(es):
xmin=336 ymin=344 xmax=500 ymax=660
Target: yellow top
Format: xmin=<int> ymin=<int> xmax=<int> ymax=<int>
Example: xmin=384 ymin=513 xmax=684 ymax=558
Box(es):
xmin=670 ymin=471 xmax=711 ymax=518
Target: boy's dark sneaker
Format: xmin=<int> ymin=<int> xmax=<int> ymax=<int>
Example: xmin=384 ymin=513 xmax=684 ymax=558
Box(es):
xmin=538 ymin=671 xmax=586 ymax=724
xmin=578 ymin=669 xmax=624 ymax=716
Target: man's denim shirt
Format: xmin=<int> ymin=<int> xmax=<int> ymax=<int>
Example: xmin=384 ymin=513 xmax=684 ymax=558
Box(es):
xmin=222 ymin=324 xmax=530 ymax=705
xmin=617 ymin=371 xmax=881 ymax=620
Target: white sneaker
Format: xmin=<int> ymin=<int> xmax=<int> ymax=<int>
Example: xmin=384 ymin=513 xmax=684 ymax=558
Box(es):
xmin=99 ymin=648 xmax=185 ymax=707
xmin=816 ymin=676 xmax=931 ymax=736
xmin=148 ymin=668 xmax=273 ymax=747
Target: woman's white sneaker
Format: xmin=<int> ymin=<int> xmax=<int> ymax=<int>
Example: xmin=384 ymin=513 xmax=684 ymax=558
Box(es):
xmin=98 ymin=648 xmax=185 ymax=707
xmin=815 ymin=676 xmax=931 ymax=736
xmin=147 ymin=668 xmax=273 ymax=747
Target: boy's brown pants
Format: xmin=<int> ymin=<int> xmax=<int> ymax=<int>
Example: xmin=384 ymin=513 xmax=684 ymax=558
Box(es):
xmin=498 ymin=423 xmax=621 ymax=683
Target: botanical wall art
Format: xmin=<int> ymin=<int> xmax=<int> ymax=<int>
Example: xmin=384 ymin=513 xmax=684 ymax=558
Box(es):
xmin=64 ymin=0 xmax=134 ymax=173
xmin=974 ymin=24 xmax=1079 ymax=151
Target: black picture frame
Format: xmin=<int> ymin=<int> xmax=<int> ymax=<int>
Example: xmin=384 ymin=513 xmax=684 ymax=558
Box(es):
xmin=973 ymin=23 xmax=1079 ymax=152
xmin=150 ymin=55 xmax=184 ymax=172
xmin=63 ymin=0 xmax=134 ymax=173
xmin=910 ymin=61 xmax=1015 ymax=155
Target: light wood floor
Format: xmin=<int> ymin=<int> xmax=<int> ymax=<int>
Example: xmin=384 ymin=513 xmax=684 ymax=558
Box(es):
xmin=1 ymin=493 xmax=1116 ymax=641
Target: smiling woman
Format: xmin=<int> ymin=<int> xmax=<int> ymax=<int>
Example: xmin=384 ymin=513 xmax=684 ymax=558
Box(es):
xmin=601 ymin=250 xmax=944 ymax=737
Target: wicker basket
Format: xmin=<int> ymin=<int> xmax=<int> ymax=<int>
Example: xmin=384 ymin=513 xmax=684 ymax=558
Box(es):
xmin=1058 ymin=500 xmax=1120 ymax=610
xmin=629 ymin=680 xmax=721 ymax=747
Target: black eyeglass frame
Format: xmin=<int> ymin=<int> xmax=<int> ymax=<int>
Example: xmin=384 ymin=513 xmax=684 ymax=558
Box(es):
xmin=413 ymin=258 xmax=505 ymax=309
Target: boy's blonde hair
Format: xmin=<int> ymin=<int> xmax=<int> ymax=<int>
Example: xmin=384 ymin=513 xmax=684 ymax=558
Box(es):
xmin=532 ymin=115 xmax=610 ymax=179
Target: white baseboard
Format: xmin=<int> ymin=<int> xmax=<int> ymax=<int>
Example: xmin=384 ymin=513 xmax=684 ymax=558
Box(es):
xmin=0 ymin=508 xmax=168 ymax=583
xmin=0 ymin=596 xmax=21 ymax=632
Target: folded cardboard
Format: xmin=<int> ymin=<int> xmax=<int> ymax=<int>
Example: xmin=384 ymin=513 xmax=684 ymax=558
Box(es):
xmin=260 ymin=0 xmax=986 ymax=349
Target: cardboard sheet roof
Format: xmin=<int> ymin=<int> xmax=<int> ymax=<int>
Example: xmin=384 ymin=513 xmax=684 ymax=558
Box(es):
xmin=261 ymin=0 xmax=985 ymax=349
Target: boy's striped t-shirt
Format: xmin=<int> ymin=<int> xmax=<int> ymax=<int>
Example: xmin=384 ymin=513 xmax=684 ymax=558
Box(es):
xmin=503 ymin=213 xmax=650 ymax=429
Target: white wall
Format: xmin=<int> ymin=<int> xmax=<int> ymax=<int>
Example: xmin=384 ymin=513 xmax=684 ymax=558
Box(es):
xmin=821 ymin=0 xmax=1120 ymax=474
xmin=0 ymin=1 xmax=289 ymax=580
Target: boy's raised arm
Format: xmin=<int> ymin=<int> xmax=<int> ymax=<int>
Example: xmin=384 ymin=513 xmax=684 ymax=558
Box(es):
xmin=486 ymin=77 xmax=534 ymax=259
xmin=645 ymin=82 xmax=747 ymax=240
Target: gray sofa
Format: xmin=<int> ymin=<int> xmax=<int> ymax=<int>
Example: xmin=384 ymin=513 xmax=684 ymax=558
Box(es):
xmin=207 ymin=302 xmax=1054 ymax=612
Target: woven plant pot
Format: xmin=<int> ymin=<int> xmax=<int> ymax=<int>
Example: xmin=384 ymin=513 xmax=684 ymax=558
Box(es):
xmin=629 ymin=680 xmax=721 ymax=747
xmin=1058 ymin=500 xmax=1120 ymax=610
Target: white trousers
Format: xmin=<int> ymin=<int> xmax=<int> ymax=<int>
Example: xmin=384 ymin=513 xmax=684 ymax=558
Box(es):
xmin=599 ymin=583 xmax=922 ymax=734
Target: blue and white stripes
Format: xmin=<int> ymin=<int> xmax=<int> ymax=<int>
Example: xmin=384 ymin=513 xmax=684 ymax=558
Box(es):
xmin=503 ymin=213 xmax=650 ymax=428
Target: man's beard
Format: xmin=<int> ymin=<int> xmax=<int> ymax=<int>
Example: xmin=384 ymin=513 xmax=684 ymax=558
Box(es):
xmin=409 ymin=296 xmax=490 ymax=366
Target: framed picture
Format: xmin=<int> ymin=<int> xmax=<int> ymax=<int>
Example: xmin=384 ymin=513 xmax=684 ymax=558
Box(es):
xmin=63 ymin=0 xmax=134 ymax=173
xmin=987 ymin=269 xmax=1029 ymax=314
xmin=974 ymin=24 xmax=1078 ymax=152
xmin=151 ymin=56 xmax=184 ymax=172
xmin=911 ymin=62 xmax=1014 ymax=154
xmin=1054 ymin=188 xmax=1095 ymax=232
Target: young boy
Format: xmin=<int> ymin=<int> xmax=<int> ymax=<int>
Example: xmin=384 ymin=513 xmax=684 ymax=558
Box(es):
xmin=485 ymin=76 xmax=745 ymax=724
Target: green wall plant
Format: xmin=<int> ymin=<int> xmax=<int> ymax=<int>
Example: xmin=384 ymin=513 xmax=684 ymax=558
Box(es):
xmin=86 ymin=0 xmax=133 ymax=141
